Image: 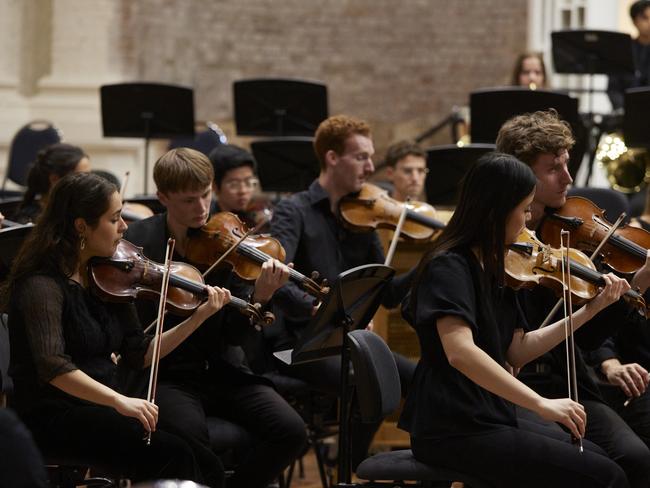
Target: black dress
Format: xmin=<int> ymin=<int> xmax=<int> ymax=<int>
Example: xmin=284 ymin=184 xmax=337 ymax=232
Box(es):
xmin=8 ymin=272 xmax=201 ymax=484
xmin=400 ymin=248 xmax=628 ymax=488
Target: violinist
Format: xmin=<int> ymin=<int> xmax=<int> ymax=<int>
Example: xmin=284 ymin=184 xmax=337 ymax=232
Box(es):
xmin=123 ymin=148 xmax=306 ymax=488
xmin=383 ymin=140 xmax=429 ymax=202
xmin=401 ymin=151 xmax=629 ymax=488
xmin=208 ymin=143 xmax=262 ymax=229
xmin=3 ymin=172 xmax=225 ymax=483
xmin=13 ymin=143 xmax=91 ymax=224
xmin=497 ymin=109 xmax=650 ymax=487
xmin=269 ymin=114 xmax=416 ymax=469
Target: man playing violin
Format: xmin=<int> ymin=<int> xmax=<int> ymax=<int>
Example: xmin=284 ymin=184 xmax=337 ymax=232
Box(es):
xmin=383 ymin=139 xmax=429 ymax=203
xmin=497 ymin=109 xmax=650 ymax=488
xmin=124 ymin=148 xmax=306 ymax=488
xmin=268 ymin=114 xmax=417 ymax=469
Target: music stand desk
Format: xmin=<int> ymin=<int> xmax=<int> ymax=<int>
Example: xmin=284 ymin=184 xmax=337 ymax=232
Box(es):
xmin=251 ymin=137 xmax=320 ymax=193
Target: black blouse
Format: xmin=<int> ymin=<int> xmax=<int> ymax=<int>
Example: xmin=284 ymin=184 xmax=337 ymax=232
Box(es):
xmin=8 ymin=273 xmax=150 ymax=413
xmin=398 ymin=249 xmax=520 ymax=439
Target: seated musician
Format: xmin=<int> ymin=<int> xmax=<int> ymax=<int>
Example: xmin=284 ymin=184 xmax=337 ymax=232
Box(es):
xmin=401 ymin=151 xmax=630 ymax=488
xmin=383 ymin=140 xmax=429 ymax=203
xmin=608 ymin=0 xmax=650 ymax=111
xmin=511 ymin=51 xmax=547 ymax=89
xmin=123 ymin=147 xmax=306 ymax=488
xmin=208 ymin=143 xmax=262 ymax=229
xmin=13 ymin=143 xmax=91 ymax=224
xmin=268 ymin=114 xmax=416 ymax=468
xmin=497 ymin=109 xmax=650 ymax=487
xmin=4 ymin=172 xmax=224 ymax=483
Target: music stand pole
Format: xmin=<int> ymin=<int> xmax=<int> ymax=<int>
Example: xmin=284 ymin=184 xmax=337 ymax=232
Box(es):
xmin=337 ymin=310 xmax=355 ymax=486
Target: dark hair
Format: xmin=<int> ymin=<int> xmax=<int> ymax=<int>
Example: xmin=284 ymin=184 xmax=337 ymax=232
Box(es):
xmin=91 ymin=169 xmax=122 ymax=189
xmin=511 ymin=52 xmax=547 ymax=87
xmin=384 ymin=140 xmax=426 ymax=168
xmin=411 ymin=152 xmax=536 ymax=308
xmin=631 ymin=0 xmax=650 ymax=20
xmin=21 ymin=143 xmax=88 ymax=209
xmin=496 ymin=109 xmax=575 ymax=166
xmin=208 ymin=144 xmax=256 ymax=188
xmin=1 ymin=173 xmax=117 ymax=309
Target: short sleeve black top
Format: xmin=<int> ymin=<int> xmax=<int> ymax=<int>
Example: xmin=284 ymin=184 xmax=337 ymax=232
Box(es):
xmin=398 ymin=248 xmax=520 ymax=439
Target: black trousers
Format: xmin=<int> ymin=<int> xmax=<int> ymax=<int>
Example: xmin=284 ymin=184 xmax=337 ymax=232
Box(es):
xmin=0 ymin=408 xmax=48 ymax=488
xmin=278 ymin=351 xmax=416 ymax=469
xmin=601 ymin=383 xmax=650 ymax=449
xmin=20 ymin=398 xmax=201 ymax=484
xmin=517 ymin=402 xmax=650 ymax=488
xmin=412 ymin=417 xmax=629 ymax=488
xmin=156 ymin=379 xmax=307 ymax=488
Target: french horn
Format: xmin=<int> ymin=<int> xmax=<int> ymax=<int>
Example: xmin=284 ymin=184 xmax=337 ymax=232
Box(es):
xmin=596 ymin=132 xmax=650 ymax=194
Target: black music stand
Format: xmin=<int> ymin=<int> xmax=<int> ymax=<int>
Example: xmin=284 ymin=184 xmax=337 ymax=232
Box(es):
xmin=233 ymin=78 xmax=328 ymax=137
xmin=552 ymin=30 xmax=634 ymax=114
xmin=425 ymin=144 xmax=495 ymax=206
xmin=100 ymin=83 xmax=195 ymax=194
xmin=470 ymin=88 xmax=584 ymax=179
xmin=624 ymin=87 xmax=650 ymax=148
xmin=274 ymin=264 xmax=396 ymax=486
xmin=250 ymin=137 xmax=320 ymax=193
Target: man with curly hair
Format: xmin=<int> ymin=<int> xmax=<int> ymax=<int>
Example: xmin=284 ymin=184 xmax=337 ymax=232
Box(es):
xmin=497 ymin=110 xmax=650 ymax=488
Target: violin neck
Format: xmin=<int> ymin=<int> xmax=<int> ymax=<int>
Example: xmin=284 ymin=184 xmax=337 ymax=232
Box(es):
xmin=236 ymin=242 xmax=321 ymax=295
xmin=568 ymin=259 xmax=643 ymax=302
xmin=168 ymin=270 xmax=251 ymax=313
xmin=607 ymin=233 xmax=647 ymax=261
xmin=405 ymin=209 xmax=446 ymax=230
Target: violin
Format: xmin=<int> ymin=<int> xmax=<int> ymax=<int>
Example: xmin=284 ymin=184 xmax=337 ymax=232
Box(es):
xmin=184 ymin=212 xmax=329 ymax=302
xmin=506 ymin=228 xmax=648 ymax=316
xmin=339 ymin=183 xmax=445 ymax=242
xmin=540 ymin=196 xmax=650 ymax=275
xmin=88 ymin=239 xmax=274 ymax=325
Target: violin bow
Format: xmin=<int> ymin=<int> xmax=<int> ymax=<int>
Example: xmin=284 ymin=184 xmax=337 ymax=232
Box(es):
xmin=538 ymin=212 xmax=627 ymax=329
xmin=559 ymin=230 xmax=584 ymax=453
xmin=120 ymin=171 xmax=130 ymax=202
xmin=384 ymin=198 xmax=410 ymax=267
xmin=144 ymin=237 xmax=175 ymax=445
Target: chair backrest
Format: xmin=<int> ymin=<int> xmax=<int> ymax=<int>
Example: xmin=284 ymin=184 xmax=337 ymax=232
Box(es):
xmin=3 ymin=121 xmax=62 ymax=190
xmin=568 ymin=186 xmax=630 ymax=223
xmin=347 ymin=330 xmax=401 ymax=423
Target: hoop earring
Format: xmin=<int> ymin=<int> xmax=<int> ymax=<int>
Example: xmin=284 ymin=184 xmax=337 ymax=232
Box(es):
xmin=79 ymin=235 xmax=86 ymax=250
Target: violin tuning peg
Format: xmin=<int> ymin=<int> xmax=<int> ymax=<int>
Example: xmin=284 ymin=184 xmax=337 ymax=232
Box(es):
xmin=311 ymin=271 xmax=320 ymax=280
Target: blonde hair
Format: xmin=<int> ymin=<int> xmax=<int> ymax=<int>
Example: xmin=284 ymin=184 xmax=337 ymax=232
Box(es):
xmin=153 ymin=148 xmax=214 ymax=194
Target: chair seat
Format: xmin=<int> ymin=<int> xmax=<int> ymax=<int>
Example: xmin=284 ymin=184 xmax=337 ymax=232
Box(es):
xmin=356 ymin=449 xmax=492 ymax=488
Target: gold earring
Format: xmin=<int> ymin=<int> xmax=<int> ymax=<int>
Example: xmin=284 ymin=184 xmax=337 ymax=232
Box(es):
xmin=79 ymin=235 xmax=86 ymax=250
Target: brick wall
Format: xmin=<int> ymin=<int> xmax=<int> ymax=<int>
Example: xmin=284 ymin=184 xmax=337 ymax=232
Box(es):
xmin=120 ymin=0 xmax=528 ymax=155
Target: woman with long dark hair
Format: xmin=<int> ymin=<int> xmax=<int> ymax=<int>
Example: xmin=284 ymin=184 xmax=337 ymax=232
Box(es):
xmin=4 ymin=172 xmax=230 ymax=485
xmin=14 ymin=143 xmax=90 ymax=224
xmin=399 ymin=152 xmax=631 ymax=487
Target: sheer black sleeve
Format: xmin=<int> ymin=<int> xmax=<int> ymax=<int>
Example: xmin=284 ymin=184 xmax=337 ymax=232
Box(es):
xmin=14 ymin=275 xmax=77 ymax=383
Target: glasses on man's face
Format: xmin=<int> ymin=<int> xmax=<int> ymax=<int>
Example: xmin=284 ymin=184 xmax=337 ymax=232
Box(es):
xmin=398 ymin=167 xmax=429 ymax=177
xmin=222 ymin=177 xmax=259 ymax=191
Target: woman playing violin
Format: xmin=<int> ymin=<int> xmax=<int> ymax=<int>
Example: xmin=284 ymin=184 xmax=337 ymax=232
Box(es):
xmin=3 ymin=172 xmax=230 ymax=484
xmin=401 ymin=152 xmax=630 ymax=487
xmin=497 ymin=109 xmax=650 ymax=487
xmin=123 ymin=148 xmax=306 ymax=488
